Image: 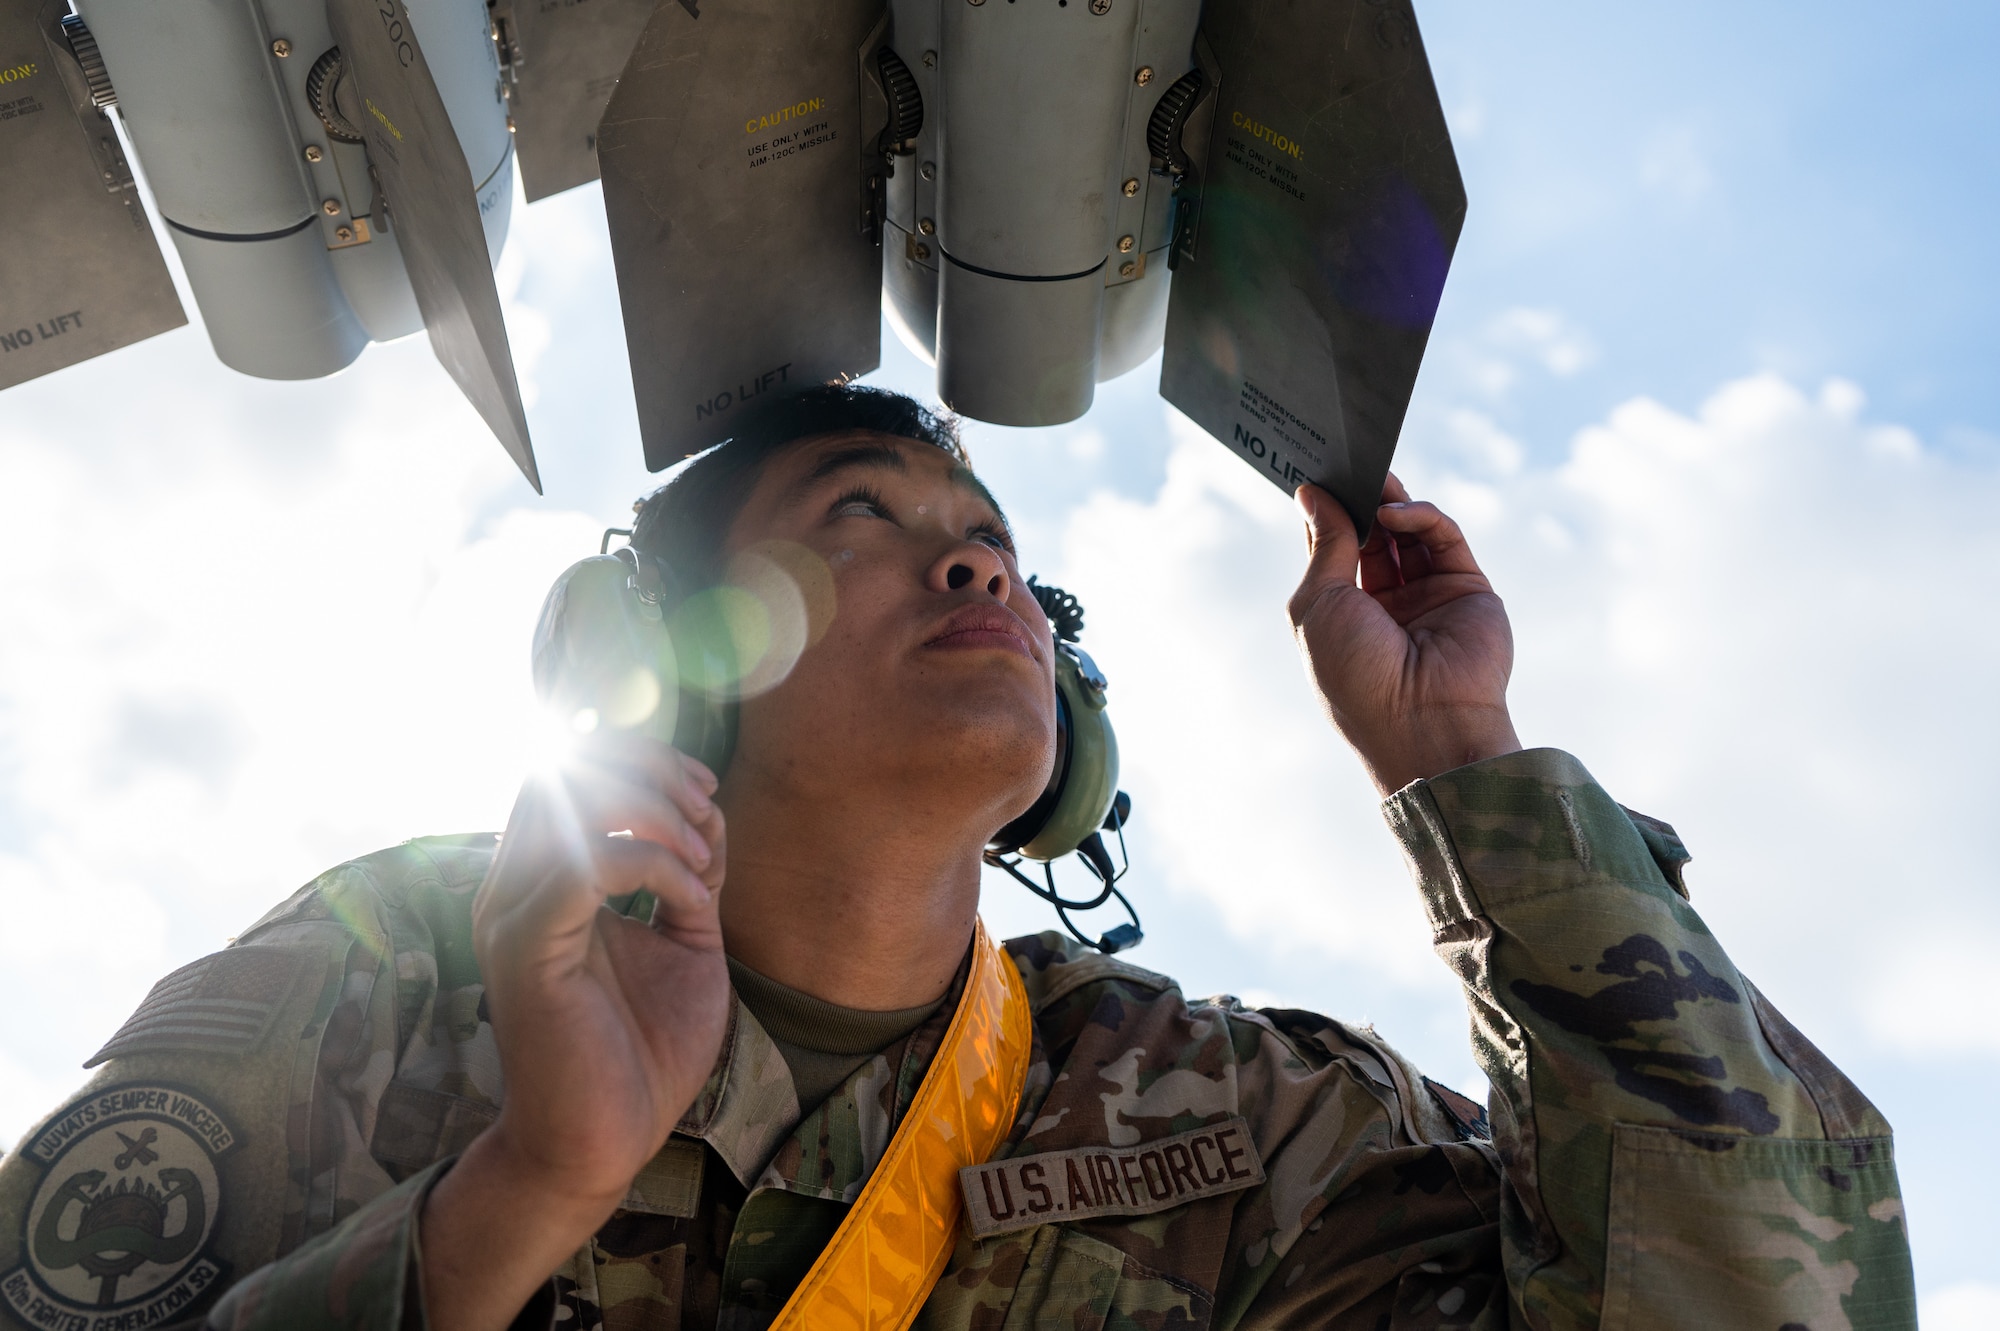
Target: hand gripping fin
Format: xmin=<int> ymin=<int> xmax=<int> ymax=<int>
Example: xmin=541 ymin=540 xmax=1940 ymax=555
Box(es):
xmin=1158 ymin=0 xmax=1465 ymax=536
xmin=598 ymin=0 xmax=887 ymax=471
xmin=501 ymin=0 xmax=661 ymax=201
xmin=0 ymin=0 xmax=185 ymax=391
xmin=326 ymin=0 xmax=541 ymax=491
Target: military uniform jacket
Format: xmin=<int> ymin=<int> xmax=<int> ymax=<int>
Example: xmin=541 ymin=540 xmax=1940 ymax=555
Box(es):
xmin=0 ymin=750 xmax=1918 ymax=1331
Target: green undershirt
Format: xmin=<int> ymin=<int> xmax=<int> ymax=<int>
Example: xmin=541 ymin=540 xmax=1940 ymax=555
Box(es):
xmin=725 ymin=955 xmax=944 ymax=1110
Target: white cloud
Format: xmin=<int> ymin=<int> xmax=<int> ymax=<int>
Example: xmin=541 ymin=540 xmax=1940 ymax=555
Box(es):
xmin=1922 ymin=1282 xmax=2000 ymax=1331
xmin=0 ymin=316 xmax=608 ymax=1145
xmin=1440 ymin=306 xmax=1598 ymax=401
xmin=1053 ymin=414 xmax=1437 ymax=985
xmin=1056 ymin=373 xmax=2000 ymax=1069
xmin=1639 ymin=123 xmax=1715 ymax=203
xmin=1486 ymin=307 xmax=1598 ymax=378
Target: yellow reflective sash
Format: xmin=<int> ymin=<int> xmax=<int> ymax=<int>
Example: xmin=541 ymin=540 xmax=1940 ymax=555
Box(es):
xmin=769 ymin=919 xmax=1032 ymax=1331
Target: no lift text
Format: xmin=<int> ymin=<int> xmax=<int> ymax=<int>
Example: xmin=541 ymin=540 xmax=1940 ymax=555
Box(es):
xmin=1 ymin=311 xmax=85 ymax=354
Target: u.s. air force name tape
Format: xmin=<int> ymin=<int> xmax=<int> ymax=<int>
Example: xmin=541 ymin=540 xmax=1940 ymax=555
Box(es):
xmin=5 ymin=1084 xmax=237 ymax=1331
xmin=958 ymin=1117 xmax=1265 ymax=1239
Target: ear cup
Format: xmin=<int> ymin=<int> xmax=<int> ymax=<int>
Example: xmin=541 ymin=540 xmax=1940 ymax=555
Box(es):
xmin=987 ymin=646 xmax=1119 ymax=861
xmin=533 ymin=556 xmax=680 ymax=745
xmin=532 ymin=553 xmax=739 ymax=775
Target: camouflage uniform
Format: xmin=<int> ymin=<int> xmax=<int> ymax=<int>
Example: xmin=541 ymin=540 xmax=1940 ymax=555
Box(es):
xmin=0 ymin=750 xmax=1916 ymax=1330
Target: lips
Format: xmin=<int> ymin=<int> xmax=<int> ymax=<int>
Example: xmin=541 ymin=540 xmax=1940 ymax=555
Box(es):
xmin=925 ymin=603 xmax=1039 ymax=660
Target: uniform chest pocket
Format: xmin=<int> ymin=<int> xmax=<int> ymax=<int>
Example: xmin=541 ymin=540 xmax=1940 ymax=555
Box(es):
xmin=1599 ymin=1124 xmax=1916 ymax=1331
xmin=920 ymin=1225 xmax=1211 ymax=1331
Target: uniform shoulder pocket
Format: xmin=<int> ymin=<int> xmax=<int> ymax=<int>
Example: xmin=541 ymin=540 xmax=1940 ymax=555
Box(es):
xmin=1600 ymin=1124 xmax=1916 ymax=1331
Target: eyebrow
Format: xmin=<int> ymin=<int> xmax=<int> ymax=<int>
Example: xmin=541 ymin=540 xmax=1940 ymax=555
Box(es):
xmin=793 ymin=442 xmax=909 ymax=493
xmin=788 ymin=441 xmax=1012 ymax=532
xmin=951 ymin=465 xmax=1010 ymax=530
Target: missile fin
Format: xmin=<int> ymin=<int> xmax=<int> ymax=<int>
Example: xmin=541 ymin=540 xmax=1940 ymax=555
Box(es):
xmin=500 ymin=0 xmax=661 ymax=201
xmin=1158 ymin=0 xmax=1465 ymax=536
xmin=598 ymin=0 xmax=887 ymax=471
xmin=0 ymin=0 xmax=185 ymax=392
xmin=327 ymin=0 xmax=541 ymax=491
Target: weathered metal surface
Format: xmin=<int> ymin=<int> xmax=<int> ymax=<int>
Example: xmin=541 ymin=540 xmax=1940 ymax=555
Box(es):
xmin=1159 ymin=0 xmax=1464 ymax=530
xmin=327 ymin=0 xmax=540 ymax=489
xmin=505 ymin=0 xmax=660 ymax=201
xmin=0 ymin=0 xmax=184 ymax=392
xmin=598 ymin=0 xmax=886 ymax=469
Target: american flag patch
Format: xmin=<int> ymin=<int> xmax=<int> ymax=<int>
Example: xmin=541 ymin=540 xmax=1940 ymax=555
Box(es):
xmin=86 ymin=945 xmax=305 ymax=1067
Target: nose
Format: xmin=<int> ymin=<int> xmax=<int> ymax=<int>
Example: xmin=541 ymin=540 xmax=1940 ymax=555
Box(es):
xmin=929 ymin=540 xmax=1011 ymax=601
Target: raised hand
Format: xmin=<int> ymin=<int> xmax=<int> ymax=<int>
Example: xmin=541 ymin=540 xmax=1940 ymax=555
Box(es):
xmin=421 ymin=737 xmax=729 ymax=1331
xmin=1288 ymin=476 xmax=1522 ymax=796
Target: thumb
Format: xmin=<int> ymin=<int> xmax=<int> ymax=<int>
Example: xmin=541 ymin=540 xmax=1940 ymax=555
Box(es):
xmin=1293 ymin=484 xmax=1360 ymax=596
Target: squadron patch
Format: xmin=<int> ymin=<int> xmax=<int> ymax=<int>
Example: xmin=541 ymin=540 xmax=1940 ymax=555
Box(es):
xmin=3 ymin=1084 xmax=236 ymax=1331
xmin=959 ymin=1118 xmax=1265 ymax=1239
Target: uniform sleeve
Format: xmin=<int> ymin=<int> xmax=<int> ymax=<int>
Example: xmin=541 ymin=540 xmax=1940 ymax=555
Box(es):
xmin=1384 ymin=748 xmax=1916 ymax=1331
xmin=0 ymin=877 xmax=425 ymax=1331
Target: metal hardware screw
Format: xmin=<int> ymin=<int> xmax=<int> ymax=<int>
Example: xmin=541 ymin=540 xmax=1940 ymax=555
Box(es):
xmin=321 ymin=198 xmax=341 ymax=216
xmin=1122 ymin=178 xmax=1139 ymax=196
xmin=913 ymin=242 xmax=932 ymax=260
xmin=918 ymin=217 xmax=935 ymax=235
xmin=303 ymin=145 xmax=323 ymax=163
xmin=1117 ymin=234 xmax=1135 ymax=252
xmin=1119 ymin=261 xmax=1137 ymax=278
xmin=1090 ymin=0 xmax=1110 ymax=12
xmin=1135 ymin=66 xmax=1153 ymax=85
xmin=922 ymin=50 xmax=936 ymax=67
xmin=335 ymin=225 xmax=354 ymax=241
xmin=920 ymin=161 xmax=936 ymax=180
xmin=272 ymin=38 xmax=291 ymax=57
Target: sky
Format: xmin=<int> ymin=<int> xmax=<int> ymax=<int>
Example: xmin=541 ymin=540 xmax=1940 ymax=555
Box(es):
xmin=2 ymin=0 xmax=1997 ymax=1318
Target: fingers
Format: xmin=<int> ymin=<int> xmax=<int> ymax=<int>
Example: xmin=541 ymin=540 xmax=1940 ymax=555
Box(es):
xmin=1304 ymin=473 xmax=1490 ymax=605
xmin=476 ymin=739 xmax=726 ymax=944
xmin=1358 ymin=517 xmax=1402 ymax=595
xmin=1288 ymin=484 xmax=1363 ymax=619
xmin=597 ymin=837 xmax=714 ymax=916
xmin=574 ymin=734 xmax=718 ymax=831
xmin=1373 ymin=500 xmax=1485 ymax=579
xmin=1293 ymin=484 xmax=1358 ymax=579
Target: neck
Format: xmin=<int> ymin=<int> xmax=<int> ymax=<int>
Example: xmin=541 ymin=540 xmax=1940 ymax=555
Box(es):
xmin=714 ymin=770 xmax=989 ymax=1012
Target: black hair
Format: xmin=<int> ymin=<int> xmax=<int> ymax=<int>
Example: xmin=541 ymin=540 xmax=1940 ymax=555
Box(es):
xmin=630 ymin=384 xmax=966 ymax=588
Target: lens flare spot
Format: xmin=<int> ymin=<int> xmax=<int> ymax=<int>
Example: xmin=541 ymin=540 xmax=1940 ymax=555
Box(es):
xmin=571 ymin=707 xmax=600 ymax=734
xmin=740 ymin=540 xmax=835 ymax=644
xmin=727 ymin=548 xmax=813 ymax=696
xmin=601 ymin=665 xmax=662 ymax=728
xmin=672 ymin=586 xmax=771 ymax=696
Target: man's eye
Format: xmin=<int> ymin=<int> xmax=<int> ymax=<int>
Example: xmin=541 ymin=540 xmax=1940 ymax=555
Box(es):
xmin=831 ymin=487 xmax=891 ymax=521
xmin=971 ymin=524 xmax=1014 ymax=553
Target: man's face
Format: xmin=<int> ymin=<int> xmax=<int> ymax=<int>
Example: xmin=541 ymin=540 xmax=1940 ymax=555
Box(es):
xmin=719 ymin=431 xmax=1058 ymax=835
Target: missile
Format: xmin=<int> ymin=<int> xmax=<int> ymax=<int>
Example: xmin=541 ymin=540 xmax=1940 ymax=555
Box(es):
xmin=0 ymin=0 xmax=539 ymax=488
xmin=4 ymin=0 xmax=1461 ymax=527
xmin=553 ymin=0 xmax=1466 ymax=530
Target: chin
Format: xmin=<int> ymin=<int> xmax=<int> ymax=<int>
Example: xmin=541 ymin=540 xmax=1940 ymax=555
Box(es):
xmin=892 ymin=692 xmax=1054 ymax=806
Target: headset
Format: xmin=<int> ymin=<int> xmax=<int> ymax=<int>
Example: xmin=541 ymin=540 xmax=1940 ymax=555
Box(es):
xmin=530 ymin=531 xmax=1142 ymax=954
